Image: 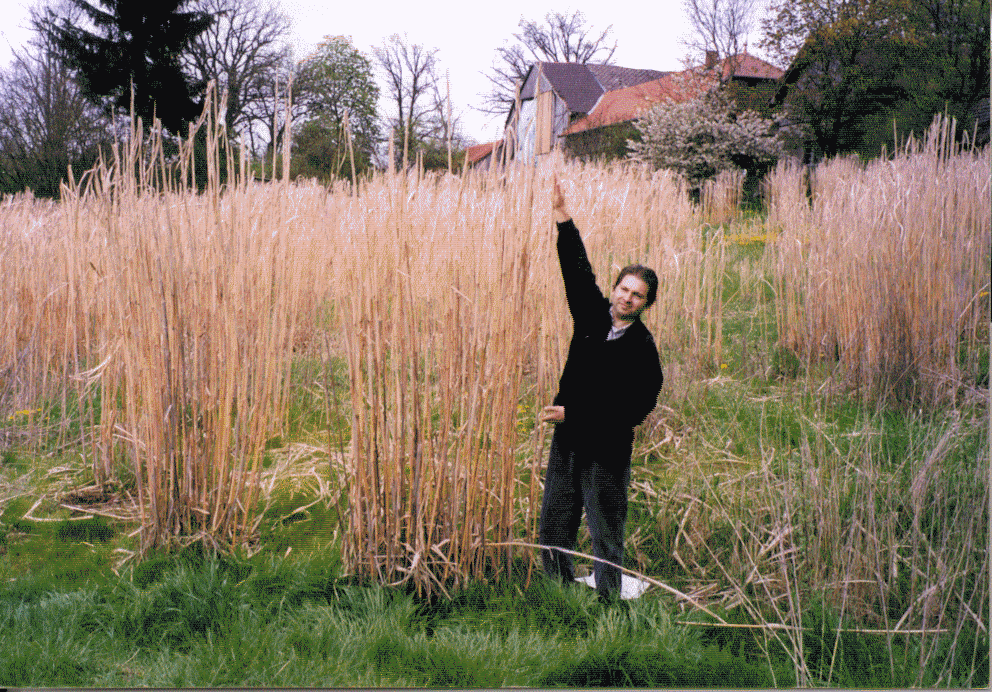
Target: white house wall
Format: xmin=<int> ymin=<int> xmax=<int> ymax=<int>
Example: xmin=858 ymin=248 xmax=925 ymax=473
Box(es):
xmin=512 ymin=89 xmax=570 ymax=164
xmin=515 ymin=98 xmax=537 ymax=163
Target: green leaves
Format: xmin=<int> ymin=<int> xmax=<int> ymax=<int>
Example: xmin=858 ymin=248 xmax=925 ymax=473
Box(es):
xmin=292 ymin=36 xmax=380 ymax=180
xmin=760 ymin=0 xmax=990 ymax=157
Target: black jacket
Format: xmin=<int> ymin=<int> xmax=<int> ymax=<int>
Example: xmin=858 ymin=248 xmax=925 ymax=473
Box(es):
xmin=552 ymin=219 xmax=663 ymax=457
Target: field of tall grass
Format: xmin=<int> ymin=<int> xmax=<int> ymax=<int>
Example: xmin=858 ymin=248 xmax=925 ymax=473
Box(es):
xmin=0 ymin=113 xmax=988 ymax=687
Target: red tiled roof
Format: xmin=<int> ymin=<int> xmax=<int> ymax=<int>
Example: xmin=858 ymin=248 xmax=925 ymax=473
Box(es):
xmin=465 ymin=141 xmax=496 ymax=164
xmin=709 ymin=52 xmax=785 ymax=81
xmin=563 ymin=53 xmax=783 ymax=136
xmin=564 ymin=73 xmax=715 ymax=135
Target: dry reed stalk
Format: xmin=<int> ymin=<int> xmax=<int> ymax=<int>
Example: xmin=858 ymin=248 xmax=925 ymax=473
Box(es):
xmin=764 ymin=158 xmax=810 ymax=236
xmin=16 ymin=99 xmax=307 ymax=552
xmin=3 ymin=148 xmax=732 ymax=586
xmin=767 ymin=115 xmax=990 ymax=403
xmin=335 ymin=168 xmax=534 ymax=591
xmin=325 ymin=158 xmax=719 ymax=593
xmin=702 ymin=168 xmax=744 ymax=226
xmin=0 ymin=197 xmax=62 ymax=412
xmin=668 ymin=405 xmax=989 ymax=686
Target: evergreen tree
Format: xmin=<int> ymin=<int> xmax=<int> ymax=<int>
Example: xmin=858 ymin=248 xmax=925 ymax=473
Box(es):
xmin=46 ymin=0 xmax=213 ymax=135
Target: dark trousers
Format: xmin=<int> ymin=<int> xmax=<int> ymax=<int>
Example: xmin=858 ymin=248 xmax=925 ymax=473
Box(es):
xmin=539 ymin=427 xmax=631 ymax=599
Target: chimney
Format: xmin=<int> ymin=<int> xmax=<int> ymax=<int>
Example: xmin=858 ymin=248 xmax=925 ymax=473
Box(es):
xmin=705 ymin=50 xmax=718 ymax=69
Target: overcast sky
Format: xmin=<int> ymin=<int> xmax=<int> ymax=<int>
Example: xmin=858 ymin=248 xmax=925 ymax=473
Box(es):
xmin=0 ymin=0 xmax=769 ymax=144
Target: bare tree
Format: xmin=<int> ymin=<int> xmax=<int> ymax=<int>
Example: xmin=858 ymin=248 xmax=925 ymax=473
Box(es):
xmin=427 ymin=71 xmax=469 ymax=145
xmin=418 ymin=70 xmax=472 ymax=170
xmin=182 ymin=0 xmax=293 ymax=147
xmin=479 ymin=10 xmax=617 ymax=116
xmin=372 ymin=34 xmax=442 ymax=165
xmin=682 ymin=0 xmax=759 ymax=80
xmin=0 ymin=2 xmax=112 ymax=196
xmin=235 ymin=48 xmax=307 ymax=157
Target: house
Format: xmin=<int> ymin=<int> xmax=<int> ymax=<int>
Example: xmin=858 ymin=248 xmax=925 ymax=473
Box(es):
xmin=562 ymin=71 xmax=716 ymax=160
xmin=565 ymin=52 xmax=785 ymax=161
xmin=502 ymin=62 xmax=668 ymax=164
xmin=483 ymin=52 xmax=784 ymax=165
xmin=707 ymin=50 xmax=785 ymax=87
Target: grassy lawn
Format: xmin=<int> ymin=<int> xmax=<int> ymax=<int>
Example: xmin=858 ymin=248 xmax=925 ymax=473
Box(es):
xmin=0 ymin=546 xmax=782 ymax=688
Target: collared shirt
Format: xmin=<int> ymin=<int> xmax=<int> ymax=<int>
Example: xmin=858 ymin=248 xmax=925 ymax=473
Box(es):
xmin=606 ymin=308 xmax=632 ymax=341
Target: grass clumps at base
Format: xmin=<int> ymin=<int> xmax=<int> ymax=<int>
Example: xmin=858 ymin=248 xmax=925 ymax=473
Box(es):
xmin=0 ymin=541 xmax=986 ymax=687
xmin=0 ymin=552 xmax=780 ymax=688
xmin=55 ymin=516 xmax=115 ymax=543
xmin=539 ymin=642 xmax=773 ymax=688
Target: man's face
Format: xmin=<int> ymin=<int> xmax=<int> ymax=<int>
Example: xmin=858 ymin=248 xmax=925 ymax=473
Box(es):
xmin=611 ymin=274 xmax=650 ymax=321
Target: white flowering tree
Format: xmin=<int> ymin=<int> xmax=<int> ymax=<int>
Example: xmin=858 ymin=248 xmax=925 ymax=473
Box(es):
xmin=628 ymin=87 xmax=783 ymax=189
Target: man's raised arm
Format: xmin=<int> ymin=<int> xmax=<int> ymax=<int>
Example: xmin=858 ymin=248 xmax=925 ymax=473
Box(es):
xmin=552 ymin=179 xmax=608 ymax=327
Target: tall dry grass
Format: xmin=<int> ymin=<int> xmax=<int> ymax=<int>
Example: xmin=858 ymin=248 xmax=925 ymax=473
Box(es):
xmin=1 ymin=107 xmax=987 ymax=610
xmin=651 ymin=406 xmax=989 ymax=686
xmin=766 ymin=115 xmax=991 ymax=404
xmin=0 ymin=131 xmax=721 ymax=571
xmin=702 ymin=167 xmax=744 ymax=226
xmin=2 ymin=107 xmax=310 ymax=550
xmin=326 ymin=160 xmax=719 ymax=592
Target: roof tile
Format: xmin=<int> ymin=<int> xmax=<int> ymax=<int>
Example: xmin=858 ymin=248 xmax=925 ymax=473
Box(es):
xmin=586 ymin=64 xmax=669 ymax=92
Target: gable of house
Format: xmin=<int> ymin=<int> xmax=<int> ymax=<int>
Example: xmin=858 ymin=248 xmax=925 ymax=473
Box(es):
xmin=518 ymin=62 xmax=605 ymax=115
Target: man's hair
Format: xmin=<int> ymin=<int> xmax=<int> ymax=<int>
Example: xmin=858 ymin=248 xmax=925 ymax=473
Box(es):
xmin=614 ymin=264 xmax=659 ymax=308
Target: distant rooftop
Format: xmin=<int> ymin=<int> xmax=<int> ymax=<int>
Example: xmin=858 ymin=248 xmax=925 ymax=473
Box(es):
xmin=564 ymin=53 xmax=784 ymax=135
xmin=518 ymin=62 xmax=668 ymax=115
xmin=564 ymin=73 xmax=714 ymax=135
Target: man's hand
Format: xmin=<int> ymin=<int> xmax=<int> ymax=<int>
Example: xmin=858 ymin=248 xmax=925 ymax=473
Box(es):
xmin=539 ymin=405 xmax=565 ymax=424
xmin=552 ymin=178 xmax=571 ymax=223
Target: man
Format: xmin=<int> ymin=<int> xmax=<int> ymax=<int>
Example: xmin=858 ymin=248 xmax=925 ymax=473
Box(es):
xmin=538 ymin=179 xmax=663 ymax=602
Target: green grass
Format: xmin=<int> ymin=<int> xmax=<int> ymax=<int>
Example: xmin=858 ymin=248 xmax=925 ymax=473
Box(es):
xmin=0 ymin=550 xmax=778 ymax=688
xmin=1 ymin=546 xmax=982 ymax=688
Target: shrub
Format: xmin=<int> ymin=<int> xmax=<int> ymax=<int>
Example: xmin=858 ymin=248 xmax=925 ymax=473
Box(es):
xmin=628 ymin=87 xmax=784 ymax=190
